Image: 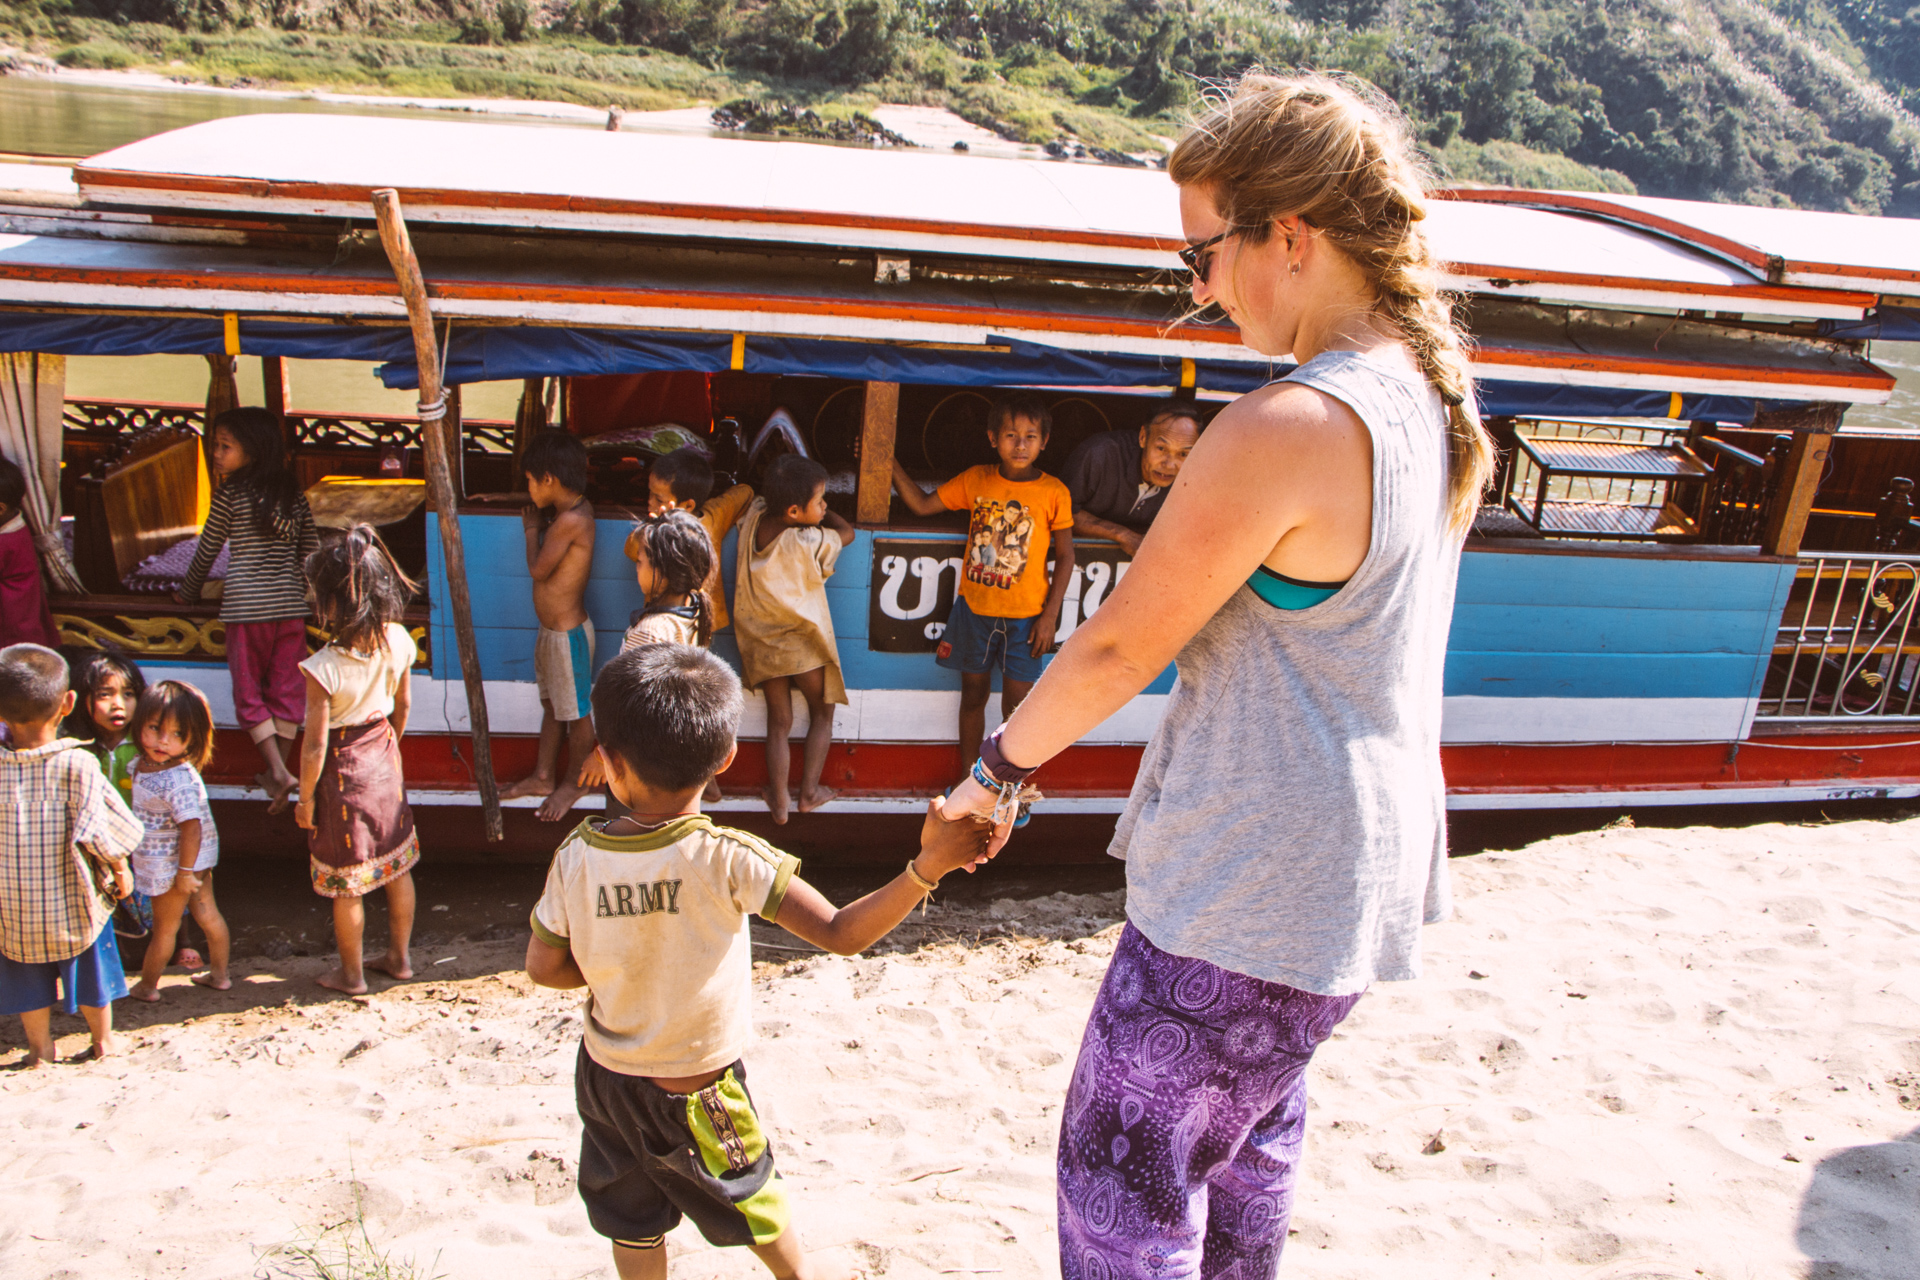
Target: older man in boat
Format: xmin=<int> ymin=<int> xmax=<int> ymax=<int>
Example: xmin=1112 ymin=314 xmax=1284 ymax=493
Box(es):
xmin=1060 ymin=405 xmax=1204 ymax=556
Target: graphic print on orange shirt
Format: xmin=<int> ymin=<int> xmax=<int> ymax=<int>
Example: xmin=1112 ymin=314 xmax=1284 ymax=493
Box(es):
xmin=964 ymin=497 xmax=1038 ymax=593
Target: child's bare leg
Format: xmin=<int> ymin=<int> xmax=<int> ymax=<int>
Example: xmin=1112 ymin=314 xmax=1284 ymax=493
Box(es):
xmin=134 ymin=883 xmax=192 ymax=1001
xmin=794 ymin=667 xmax=837 ymax=813
xmin=252 ymin=730 xmax=299 ymax=813
xmin=762 ymin=675 xmax=795 ymax=824
xmin=1001 ymin=677 xmax=1035 ymax=721
xmin=611 ymin=1240 xmax=668 ymax=1280
xmin=957 ymin=672 xmax=993 ymax=784
xmin=368 ymin=871 xmax=415 ymax=980
xmin=751 ymin=1226 xmax=857 ymax=1280
xmin=536 ymin=718 xmax=597 ymax=822
xmin=501 ymin=702 xmax=562 ymax=799
xmin=186 ymin=873 xmax=232 ymax=990
xmin=17 ymin=1008 xmax=54 ymax=1067
xmin=318 ymin=895 xmax=368 ymax=994
xmin=80 ymin=1003 xmax=117 ymax=1060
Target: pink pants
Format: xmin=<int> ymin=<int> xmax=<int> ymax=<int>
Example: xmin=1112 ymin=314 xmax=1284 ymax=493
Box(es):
xmin=226 ymin=617 xmax=307 ymax=740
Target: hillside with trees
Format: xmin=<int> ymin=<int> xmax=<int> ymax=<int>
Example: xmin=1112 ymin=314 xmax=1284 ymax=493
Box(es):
xmin=8 ymin=0 xmax=1920 ymax=213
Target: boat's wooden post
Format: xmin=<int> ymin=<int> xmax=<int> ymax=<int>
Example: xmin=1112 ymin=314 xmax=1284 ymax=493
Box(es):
xmin=1758 ymin=402 xmax=1844 ymax=558
xmin=856 ymin=380 xmax=900 ymax=524
xmin=370 ymin=189 xmax=504 ymax=843
xmin=512 ymin=377 xmax=545 ymax=481
xmin=445 ymin=384 xmax=465 ymax=500
xmin=203 ymin=352 xmax=237 ymax=449
xmin=262 ymin=355 xmax=295 ymax=457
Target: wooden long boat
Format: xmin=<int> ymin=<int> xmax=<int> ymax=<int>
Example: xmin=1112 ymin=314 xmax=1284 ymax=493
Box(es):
xmin=7 ymin=113 xmax=1920 ymax=857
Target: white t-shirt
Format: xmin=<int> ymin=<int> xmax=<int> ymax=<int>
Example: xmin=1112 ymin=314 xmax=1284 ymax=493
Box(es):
xmin=130 ymin=760 xmax=218 ymax=896
xmin=531 ymin=814 xmax=798 ymax=1077
xmin=299 ymin=624 xmax=417 ymax=727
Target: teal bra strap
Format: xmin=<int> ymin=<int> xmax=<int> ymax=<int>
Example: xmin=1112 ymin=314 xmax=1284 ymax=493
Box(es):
xmin=1248 ymin=565 xmax=1345 ymax=610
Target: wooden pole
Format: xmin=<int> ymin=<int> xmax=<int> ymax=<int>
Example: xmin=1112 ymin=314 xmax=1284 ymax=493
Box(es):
xmin=371 ymin=189 xmax=504 ymax=842
xmin=1757 ymin=402 xmax=1844 ymax=557
xmin=856 ymin=380 xmax=900 ymax=524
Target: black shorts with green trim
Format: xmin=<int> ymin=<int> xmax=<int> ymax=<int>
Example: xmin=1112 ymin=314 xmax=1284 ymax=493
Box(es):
xmin=574 ymin=1045 xmax=791 ymax=1248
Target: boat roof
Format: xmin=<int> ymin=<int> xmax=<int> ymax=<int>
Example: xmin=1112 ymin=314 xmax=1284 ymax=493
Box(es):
xmin=58 ymin=114 xmax=1890 ymax=322
xmin=1445 ymin=188 xmax=1920 ymax=294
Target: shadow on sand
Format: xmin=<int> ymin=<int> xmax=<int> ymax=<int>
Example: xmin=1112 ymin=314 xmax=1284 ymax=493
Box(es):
xmin=1796 ymin=1125 xmax=1920 ymax=1279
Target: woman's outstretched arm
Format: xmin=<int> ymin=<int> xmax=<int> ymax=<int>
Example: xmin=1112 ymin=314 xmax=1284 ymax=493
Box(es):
xmin=945 ymin=382 xmax=1372 ymax=816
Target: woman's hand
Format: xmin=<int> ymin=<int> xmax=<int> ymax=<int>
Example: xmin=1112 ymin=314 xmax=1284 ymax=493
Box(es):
xmin=172 ymin=867 xmax=201 ymax=897
xmin=112 ymin=864 xmax=133 ymax=901
xmin=294 ymin=797 xmax=315 ymax=830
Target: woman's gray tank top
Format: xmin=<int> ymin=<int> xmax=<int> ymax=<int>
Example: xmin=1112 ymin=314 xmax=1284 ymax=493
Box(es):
xmin=1111 ymin=348 xmax=1461 ymax=996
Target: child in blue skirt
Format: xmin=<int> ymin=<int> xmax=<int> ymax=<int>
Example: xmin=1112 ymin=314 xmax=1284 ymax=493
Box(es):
xmin=0 ymin=643 xmax=144 ymax=1066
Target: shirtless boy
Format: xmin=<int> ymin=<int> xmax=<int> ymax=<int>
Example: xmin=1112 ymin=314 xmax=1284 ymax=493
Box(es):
xmin=502 ymin=431 xmax=600 ymax=821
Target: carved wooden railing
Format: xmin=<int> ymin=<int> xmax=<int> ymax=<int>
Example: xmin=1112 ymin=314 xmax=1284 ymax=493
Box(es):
xmin=62 ymin=400 xmax=514 ymax=454
xmin=51 ymin=601 xmax=431 ymax=669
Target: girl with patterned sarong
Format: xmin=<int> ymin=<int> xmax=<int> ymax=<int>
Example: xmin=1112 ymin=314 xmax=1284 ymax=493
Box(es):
xmin=294 ymin=525 xmax=421 ymax=996
xmin=940 ymin=72 xmax=1494 ymax=1277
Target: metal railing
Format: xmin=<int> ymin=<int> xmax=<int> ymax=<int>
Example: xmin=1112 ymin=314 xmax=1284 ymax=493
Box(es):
xmin=1758 ymin=551 xmax=1920 ymax=720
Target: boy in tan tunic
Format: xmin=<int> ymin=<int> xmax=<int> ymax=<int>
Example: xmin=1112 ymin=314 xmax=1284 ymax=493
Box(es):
xmin=731 ymin=456 xmax=853 ymax=823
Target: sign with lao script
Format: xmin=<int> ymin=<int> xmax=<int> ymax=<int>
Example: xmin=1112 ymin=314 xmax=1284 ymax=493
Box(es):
xmin=867 ymin=537 xmax=1132 ymax=653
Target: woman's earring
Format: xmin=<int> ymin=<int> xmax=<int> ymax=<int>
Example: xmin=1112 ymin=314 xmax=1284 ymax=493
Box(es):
xmin=1290 ymin=261 xmax=1301 ymax=278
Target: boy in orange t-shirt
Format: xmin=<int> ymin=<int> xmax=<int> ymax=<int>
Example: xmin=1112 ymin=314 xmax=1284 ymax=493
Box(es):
xmin=891 ymin=393 xmax=1075 ymax=780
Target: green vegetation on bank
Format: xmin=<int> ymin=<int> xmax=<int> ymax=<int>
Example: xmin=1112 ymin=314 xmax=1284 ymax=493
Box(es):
xmin=7 ymin=0 xmax=1920 ymax=213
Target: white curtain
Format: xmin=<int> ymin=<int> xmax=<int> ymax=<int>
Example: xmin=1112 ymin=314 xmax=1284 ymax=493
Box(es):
xmin=0 ymin=352 xmax=86 ymax=595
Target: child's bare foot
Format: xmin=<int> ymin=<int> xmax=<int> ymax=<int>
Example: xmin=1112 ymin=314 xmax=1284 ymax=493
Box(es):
xmin=536 ymin=778 xmax=589 ymax=822
xmin=191 ymin=971 xmax=232 ymax=991
xmin=703 ymin=778 xmax=723 ymax=804
xmin=763 ymin=783 xmax=790 ymax=824
xmin=17 ymin=1050 xmax=52 ymax=1070
xmin=257 ymin=770 xmax=297 ymax=814
xmin=316 ymin=968 xmax=369 ymax=995
xmin=367 ymin=954 xmax=413 ymax=981
xmin=130 ymin=980 xmax=162 ymax=1003
xmin=797 ymin=784 xmax=838 ymax=814
xmin=499 ymin=772 xmax=555 ymax=802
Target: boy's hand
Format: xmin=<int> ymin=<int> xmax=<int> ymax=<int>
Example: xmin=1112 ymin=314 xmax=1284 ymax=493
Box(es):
xmin=521 ymin=505 xmax=544 ymax=531
xmin=1028 ymin=609 xmax=1060 ymax=657
xmin=577 ymin=750 xmax=607 ymax=789
xmin=173 ymin=868 xmax=201 ymax=896
xmin=915 ymin=798 xmax=994 ymax=880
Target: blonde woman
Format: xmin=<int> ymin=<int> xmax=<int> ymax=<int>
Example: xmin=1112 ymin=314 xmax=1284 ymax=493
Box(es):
xmin=942 ymin=73 xmax=1496 ymax=1276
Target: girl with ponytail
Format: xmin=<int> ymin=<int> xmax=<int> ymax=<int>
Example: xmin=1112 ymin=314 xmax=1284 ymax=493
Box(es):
xmin=296 ymin=525 xmax=423 ymax=995
xmin=579 ymin=509 xmax=725 ymax=806
xmin=938 ymin=71 xmax=1490 ymax=1275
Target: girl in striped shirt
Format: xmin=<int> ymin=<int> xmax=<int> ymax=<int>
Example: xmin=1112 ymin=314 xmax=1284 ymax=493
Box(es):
xmin=179 ymin=407 xmax=319 ymax=813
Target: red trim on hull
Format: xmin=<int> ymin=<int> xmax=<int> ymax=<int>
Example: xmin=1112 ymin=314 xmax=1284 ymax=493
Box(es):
xmin=205 ymin=728 xmax=1920 ymax=799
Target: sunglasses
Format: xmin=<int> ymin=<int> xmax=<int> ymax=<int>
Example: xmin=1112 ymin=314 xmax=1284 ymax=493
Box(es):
xmin=1177 ymin=228 xmax=1237 ymax=281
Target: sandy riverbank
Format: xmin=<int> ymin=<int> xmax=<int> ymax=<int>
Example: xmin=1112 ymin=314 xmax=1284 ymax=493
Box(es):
xmin=4 ymin=814 xmax=1917 ymax=1278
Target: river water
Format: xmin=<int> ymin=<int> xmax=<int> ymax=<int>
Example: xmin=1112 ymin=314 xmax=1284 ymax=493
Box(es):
xmin=9 ymin=75 xmax=1920 ymax=433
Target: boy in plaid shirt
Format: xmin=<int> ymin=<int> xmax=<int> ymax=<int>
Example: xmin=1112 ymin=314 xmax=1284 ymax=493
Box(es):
xmin=0 ymin=643 xmax=143 ymax=1066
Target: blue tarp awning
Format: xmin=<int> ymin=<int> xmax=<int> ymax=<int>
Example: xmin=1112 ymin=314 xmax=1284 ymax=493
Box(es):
xmin=0 ymin=311 xmax=1764 ymax=423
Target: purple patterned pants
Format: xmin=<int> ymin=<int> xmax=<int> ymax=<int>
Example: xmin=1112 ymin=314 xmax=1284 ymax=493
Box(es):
xmin=1058 ymin=924 xmax=1362 ymax=1280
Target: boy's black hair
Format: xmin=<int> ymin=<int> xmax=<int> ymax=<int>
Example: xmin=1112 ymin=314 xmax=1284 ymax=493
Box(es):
xmin=64 ymin=649 xmax=147 ymax=741
xmin=0 ymin=455 xmax=25 ymax=511
xmin=989 ymin=392 xmax=1053 ymax=440
xmin=0 ymin=643 xmax=70 ymax=724
xmin=522 ymin=430 xmax=590 ymax=495
xmin=633 ymin=510 xmax=716 ymax=647
xmin=652 ymin=447 xmax=715 ymax=508
xmin=763 ymin=454 xmax=829 ymax=519
xmin=133 ymin=680 xmax=215 ymax=772
xmin=591 ymin=644 xmax=741 ymax=792
xmin=213 ymin=407 xmax=303 ymax=542
xmin=306 ymin=524 xmax=419 ymax=655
